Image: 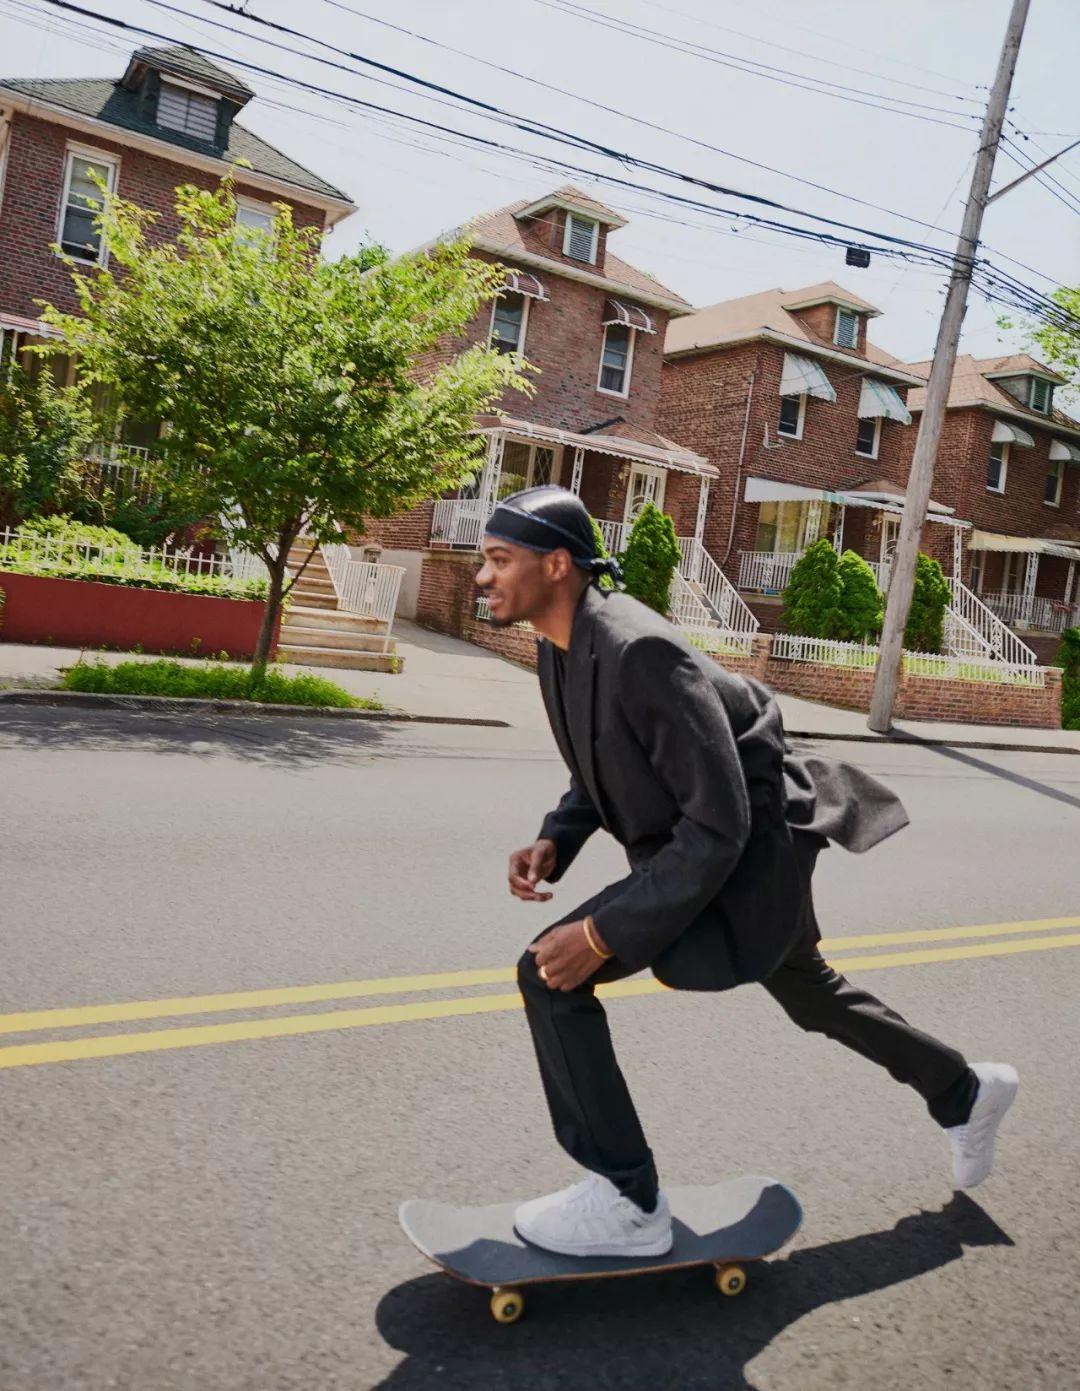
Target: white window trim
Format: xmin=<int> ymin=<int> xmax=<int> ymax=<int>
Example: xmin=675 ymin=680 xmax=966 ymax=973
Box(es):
xmin=855 ymin=414 xmax=881 ymax=459
xmin=597 ymin=323 xmax=636 ymax=398
xmin=987 ymin=439 xmax=1009 ymax=494
xmin=235 ymin=194 xmax=275 ymax=224
xmin=158 ymin=74 xmax=225 ymax=103
xmin=0 ymin=116 xmax=10 ymax=222
xmin=623 ymin=463 xmax=667 ymax=526
xmin=834 ymin=307 xmax=859 ymax=348
xmin=487 ymin=290 xmax=530 ymax=358
xmin=1044 ymin=457 xmax=1064 ymax=508
xmin=562 ymin=212 xmax=599 ymax=264
xmin=57 ymin=142 xmax=119 ymax=267
xmin=777 ymin=392 xmax=807 ymax=441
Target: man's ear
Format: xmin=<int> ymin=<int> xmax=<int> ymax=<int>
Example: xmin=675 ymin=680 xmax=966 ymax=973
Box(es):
xmin=544 ymin=548 xmax=574 ymax=582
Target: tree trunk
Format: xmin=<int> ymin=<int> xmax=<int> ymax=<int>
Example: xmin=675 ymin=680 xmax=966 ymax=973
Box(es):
xmin=251 ymin=551 xmax=287 ymax=679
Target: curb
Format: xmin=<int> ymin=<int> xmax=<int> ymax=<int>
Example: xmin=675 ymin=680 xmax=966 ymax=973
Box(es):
xmin=786 ymin=728 xmax=1079 ymax=756
xmin=0 ymin=689 xmax=510 ymax=728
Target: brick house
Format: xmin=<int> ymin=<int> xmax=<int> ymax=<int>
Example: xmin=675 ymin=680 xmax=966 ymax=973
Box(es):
xmin=904 ymin=353 xmax=1080 ymax=639
xmin=658 ymin=282 xmax=969 ymax=614
xmin=365 ymin=185 xmax=725 ymax=624
xmin=0 ymin=42 xmax=355 ymax=436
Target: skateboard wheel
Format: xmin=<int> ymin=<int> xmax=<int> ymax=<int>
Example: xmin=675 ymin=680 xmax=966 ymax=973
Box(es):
xmin=715 ymin=1264 xmax=747 ymax=1297
xmin=490 ymin=1287 xmax=524 ymax=1324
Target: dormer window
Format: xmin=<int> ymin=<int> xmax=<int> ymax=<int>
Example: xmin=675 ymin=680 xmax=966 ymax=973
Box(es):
xmin=563 ymin=212 xmax=599 ymax=264
xmin=834 ymin=308 xmax=859 ymax=349
xmin=1029 ymin=377 xmax=1052 ymax=414
xmin=157 ymin=80 xmax=219 ymax=141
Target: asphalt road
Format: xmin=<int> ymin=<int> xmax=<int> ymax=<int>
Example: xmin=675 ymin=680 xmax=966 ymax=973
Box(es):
xmin=1 ymin=706 xmax=1078 ymax=1391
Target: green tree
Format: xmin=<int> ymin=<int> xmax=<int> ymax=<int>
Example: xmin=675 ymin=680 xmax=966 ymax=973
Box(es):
xmin=783 ymin=538 xmax=844 ymax=638
xmin=620 ymin=503 xmax=680 ymax=615
xmin=0 ymin=365 xmax=95 ymax=524
xmin=999 ymin=286 xmax=1080 ymax=402
xmin=1055 ymin=626 xmax=1080 ymax=730
xmin=589 ymin=516 xmax=616 ymax=592
xmin=903 ymin=552 xmax=951 ymax=653
xmin=836 ymin=549 xmax=884 ymax=642
xmin=41 ymin=177 xmax=529 ymax=671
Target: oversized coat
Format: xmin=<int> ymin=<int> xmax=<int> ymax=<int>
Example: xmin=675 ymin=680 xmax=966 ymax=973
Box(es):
xmin=536 ymin=586 xmax=909 ymax=991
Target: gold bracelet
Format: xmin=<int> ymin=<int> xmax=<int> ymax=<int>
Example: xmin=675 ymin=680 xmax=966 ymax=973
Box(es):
xmin=582 ymin=915 xmax=613 ymax=960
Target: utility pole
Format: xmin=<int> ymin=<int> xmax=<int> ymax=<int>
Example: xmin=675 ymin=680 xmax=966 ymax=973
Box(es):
xmin=867 ymin=0 xmax=1032 ymax=733
xmin=986 ymin=136 xmax=1080 ymax=204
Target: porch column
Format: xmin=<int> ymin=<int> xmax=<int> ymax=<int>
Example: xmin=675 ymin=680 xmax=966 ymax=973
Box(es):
xmin=803 ymin=500 xmax=822 ymax=546
xmin=832 ymin=505 xmax=846 ymax=554
xmin=691 ymin=478 xmax=710 ymax=582
xmin=478 ymin=433 xmax=504 ymax=511
xmin=952 ymin=526 xmax=963 ymax=579
xmin=1022 ymin=551 xmax=1039 ymax=626
xmin=1065 ymin=559 xmax=1076 ymax=607
xmin=569 ymin=446 xmax=584 ymax=496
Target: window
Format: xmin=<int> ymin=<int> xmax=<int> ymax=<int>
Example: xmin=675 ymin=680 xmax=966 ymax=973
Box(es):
xmin=754 ymin=500 xmax=831 ymax=553
xmin=157 ymin=81 xmax=219 ymax=142
xmin=1029 ymin=377 xmax=1052 ymax=414
xmin=563 ymin=212 xmax=598 ymax=263
xmin=495 ymin=440 xmax=558 ymax=496
xmin=987 ymin=440 xmax=1009 ymax=493
xmin=1045 ymin=456 xmax=1064 ymax=507
xmin=834 ymin=308 xmax=859 ymax=348
xmin=969 ymin=552 xmax=985 ymax=593
xmin=58 ymin=148 xmax=117 ymax=262
xmin=236 ymin=203 xmax=274 ymax=236
xmin=489 ymin=291 xmax=528 ymax=356
xmin=855 ymin=416 xmax=880 ymax=458
xmin=598 ymin=323 xmax=634 ymax=395
xmin=777 ymin=393 xmax=804 ymax=439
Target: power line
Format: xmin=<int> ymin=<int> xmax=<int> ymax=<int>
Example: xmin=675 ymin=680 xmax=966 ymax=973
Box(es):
xmin=530 ymin=0 xmax=985 ymax=129
xmin=23 ymin=0 xmax=1080 ymax=335
xmin=999 ymin=137 xmax=1080 ymax=217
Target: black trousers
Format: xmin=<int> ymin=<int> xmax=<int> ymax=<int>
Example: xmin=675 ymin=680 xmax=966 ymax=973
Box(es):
xmin=517 ymin=873 xmax=977 ymax=1212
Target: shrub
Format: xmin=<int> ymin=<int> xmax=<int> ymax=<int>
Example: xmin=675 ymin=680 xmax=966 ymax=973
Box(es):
xmin=0 ymin=582 xmax=5 ymax=635
xmin=0 ymin=365 xmax=95 ymax=522
xmin=783 ymin=539 xmax=844 ymax=638
xmin=620 ymin=503 xmax=680 ymax=615
xmin=1056 ymin=626 xmax=1080 ymax=730
xmin=836 ymin=549 xmax=884 ymax=642
xmin=589 ymin=516 xmax=616 ymax=593
xmin=20 ymin=514 xmax=139 ymax=556
xmin=62 ymin=658 xmax=377 ymax=709
xmin=904 ymin=552 xmax=951 ymax=654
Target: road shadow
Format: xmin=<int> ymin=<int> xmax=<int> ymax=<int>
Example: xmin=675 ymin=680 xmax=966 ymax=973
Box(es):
xmin=921 ymin=742 xmax=1080 ymax=812
xmin=373 ymin=1194 xmax=1011 ymax=1391
xmin=0 ymin=705 xmax=402 ymax=769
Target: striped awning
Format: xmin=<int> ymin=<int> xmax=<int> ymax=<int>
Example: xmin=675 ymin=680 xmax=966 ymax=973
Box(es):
xmin=779 ymin=353 xmax=836 ymax=401
xmin=991 ymin=419 xmax=1035 ymax=447
xmin=602 ymin=298 xmax=655 ymax=334
xmin=501 ymin=269 xmax=547 ymax=300
xmin=968 ymin=530 xmax=1080 ymax=561
xmin=858 ymin=378 xmax=912 ymax=424
xmin=1050 ymin=439 xmax=1080 ymax=463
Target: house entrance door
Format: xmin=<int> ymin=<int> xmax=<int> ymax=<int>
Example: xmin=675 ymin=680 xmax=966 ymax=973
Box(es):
xmin=880 ymin=516 xmax=900 ymax=566
xmin=623 ymin=464 xmax=666 ymax=527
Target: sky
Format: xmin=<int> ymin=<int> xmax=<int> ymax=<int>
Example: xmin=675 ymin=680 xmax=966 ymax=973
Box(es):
xmin=2 ymin=0 xmax=1078 ymax=364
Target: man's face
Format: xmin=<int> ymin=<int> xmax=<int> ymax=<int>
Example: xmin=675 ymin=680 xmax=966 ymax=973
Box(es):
xmin=476 ymin=537 xmax=563 ymax=627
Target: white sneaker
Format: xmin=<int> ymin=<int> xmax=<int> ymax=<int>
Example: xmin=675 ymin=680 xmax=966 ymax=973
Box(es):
xmin=514 ymin=1172 xmax=673 ymax=1258
xmin=946 ymin=1062 xmax=1019 ymax=1189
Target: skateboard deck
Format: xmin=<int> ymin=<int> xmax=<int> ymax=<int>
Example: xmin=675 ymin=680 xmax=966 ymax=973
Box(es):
xmin=400 ymin=1174 xmax=802 ymax=1322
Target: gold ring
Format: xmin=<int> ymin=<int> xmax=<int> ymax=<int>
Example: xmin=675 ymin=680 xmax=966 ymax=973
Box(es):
xmin=539 ymin=964 xmax=549 ymax=982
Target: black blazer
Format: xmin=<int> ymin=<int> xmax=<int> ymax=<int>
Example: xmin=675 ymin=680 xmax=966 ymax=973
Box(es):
xmin=537 ymin=586 xmax=909 ymax=991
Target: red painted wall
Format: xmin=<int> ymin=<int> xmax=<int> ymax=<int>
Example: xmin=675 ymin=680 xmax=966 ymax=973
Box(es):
xmin=0 ymin=572 xmax=277 ymax=660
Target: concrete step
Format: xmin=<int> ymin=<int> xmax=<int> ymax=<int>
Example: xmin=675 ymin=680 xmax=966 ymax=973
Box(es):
xmin=286 ymin=591 xmax=338 ymax=611
xmin=283 ymin=605 xmax=389 ymax=635
xmin=279 ymin=624 xmax=393 ymax=654
xmin=277 ymin=643 xmax=400 ymax=673
xmin=290 ymin=575 xmax=336 ymax=594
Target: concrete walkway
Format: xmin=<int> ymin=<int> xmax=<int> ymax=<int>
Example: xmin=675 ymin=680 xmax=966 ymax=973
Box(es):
xmin=1 ymin=624 xmax=1076 ymax=750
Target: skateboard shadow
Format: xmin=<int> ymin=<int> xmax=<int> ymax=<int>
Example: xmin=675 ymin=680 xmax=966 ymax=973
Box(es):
xmin=373 ymin=1193 xmax=1011 ymax=1391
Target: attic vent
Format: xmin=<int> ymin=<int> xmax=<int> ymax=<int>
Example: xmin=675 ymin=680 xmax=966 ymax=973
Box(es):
xmin=834 ymin=308 xmax=859 ymax=349
xmin=564 ymin=213 xmax=598 ymax=264
xmin=157 ymin=81 xmax=219 ymax=142
xmin=1029 ymin=378 xmax=1051 ymax=413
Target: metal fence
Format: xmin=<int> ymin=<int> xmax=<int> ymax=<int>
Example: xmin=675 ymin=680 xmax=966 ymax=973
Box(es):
xmin=322 ymin=538 xmax=405 ymax=625
xmin=0 ymin=525 xmax=247 ymax=582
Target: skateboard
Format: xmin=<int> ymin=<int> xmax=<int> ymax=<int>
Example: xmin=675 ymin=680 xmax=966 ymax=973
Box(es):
xmin=399 ymin=1174 xmax=802 ymax=1323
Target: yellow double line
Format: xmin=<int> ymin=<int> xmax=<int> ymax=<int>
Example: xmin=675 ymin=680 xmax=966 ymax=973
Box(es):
xmin=1 ymin=916 xmax=1078 ymax=1071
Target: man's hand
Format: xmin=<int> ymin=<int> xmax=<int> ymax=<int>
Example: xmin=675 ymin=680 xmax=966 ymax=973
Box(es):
xmin=508 ymin=839 xmax=557 ymax=902
xmin=529 ymin=919 xmax=611 ymax=991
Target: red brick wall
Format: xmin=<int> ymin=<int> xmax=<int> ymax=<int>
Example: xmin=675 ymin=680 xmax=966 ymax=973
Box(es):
xmin=659 ymin=342 xmax=918 ymax=580
xmin=789 ymin=303 xmax=867 ymax=356
xmin=415 ymin=549 xmax=539 ymax=667
xmin=359 ymin=501 xmax=435 ymax=551
xmin=0 ymin=112 xmax=325 ymax=323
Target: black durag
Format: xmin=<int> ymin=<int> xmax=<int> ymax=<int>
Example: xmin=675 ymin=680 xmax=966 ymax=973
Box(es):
xmin=484 ymin=485 xmax=623 ymax=584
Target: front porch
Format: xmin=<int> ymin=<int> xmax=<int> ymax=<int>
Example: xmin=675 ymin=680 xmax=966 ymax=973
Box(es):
xmin=969 ymin=531 xmax=1080 ymax=637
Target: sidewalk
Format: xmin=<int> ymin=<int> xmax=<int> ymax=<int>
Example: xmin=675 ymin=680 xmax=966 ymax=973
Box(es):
xmin=1 ymin=628 xmax=1076 ymax=751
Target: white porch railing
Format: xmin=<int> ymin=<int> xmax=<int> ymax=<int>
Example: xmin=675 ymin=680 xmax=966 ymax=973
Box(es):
xmin=947 ymin=579 xmax=1039 ymax=666
xmin=679 ymin=539 xmax=759 ymax=648
xmin=431 ymin=497 xmax=494 ymax=550
xmin=321 ymin=538 xmax=404 ymax=628
xmin=980 ymin=589 xmax=1080 ymax=635
xmin=737 ymin=550 xmax=804 ymax=593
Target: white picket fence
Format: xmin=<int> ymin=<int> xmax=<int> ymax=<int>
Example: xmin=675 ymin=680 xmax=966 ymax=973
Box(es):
xmin=0 ymin=525 xmax=260 ymax=588
xmin=770 ymin=631 xmax=1045 ymax=686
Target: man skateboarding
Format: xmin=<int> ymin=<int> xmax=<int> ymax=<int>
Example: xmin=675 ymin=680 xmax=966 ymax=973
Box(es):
xmin=477 ymin=484 xmax=1018 ymax=1260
